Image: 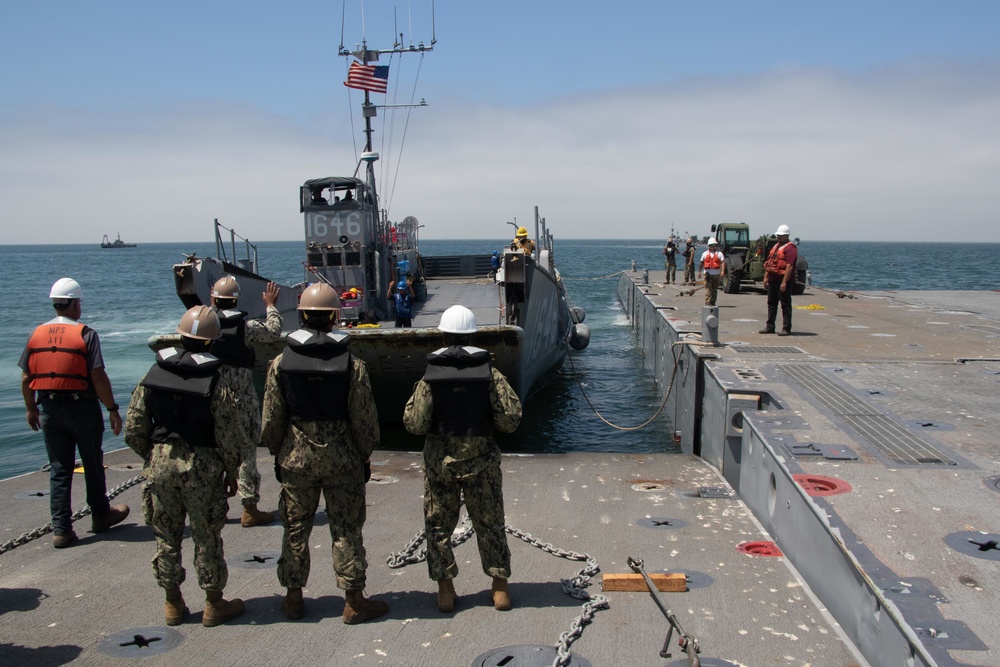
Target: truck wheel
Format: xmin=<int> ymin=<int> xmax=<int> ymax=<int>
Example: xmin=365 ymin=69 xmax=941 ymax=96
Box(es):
xmin=724 ymin=268 xmax=742 ymax=294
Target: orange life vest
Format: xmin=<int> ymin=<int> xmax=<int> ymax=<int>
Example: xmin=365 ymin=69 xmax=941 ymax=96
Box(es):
xmin=27 ymin=321 xmax=90 ymax=391
xmin=765 ymin=242 xmax=795 ymax=274
xmin=702 ymin=252 xmax=722 ymax=270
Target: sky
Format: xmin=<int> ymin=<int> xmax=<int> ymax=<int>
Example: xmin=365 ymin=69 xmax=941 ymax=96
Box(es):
xmin=2 ymin=1 xmax=1000 ymax=243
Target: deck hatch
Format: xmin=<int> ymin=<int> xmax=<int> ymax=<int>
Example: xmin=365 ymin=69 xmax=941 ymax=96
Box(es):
xmin=776 ymin=364 xmax=958 ymax=466
xmin=731 ymin=346 xmax=803 ymax=354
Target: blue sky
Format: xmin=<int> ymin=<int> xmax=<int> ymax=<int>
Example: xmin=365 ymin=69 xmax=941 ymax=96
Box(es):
xmin=2 ymin=1 xmax=1000 ymax=243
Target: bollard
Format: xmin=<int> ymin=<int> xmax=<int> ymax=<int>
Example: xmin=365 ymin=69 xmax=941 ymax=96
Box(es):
xmin=631 ymin=260 xmax=637 ymax=272
xmin=702 ymin=305 xmax=719 ymax=346
xmin=642 ymin=269 xmax=649 ymax=285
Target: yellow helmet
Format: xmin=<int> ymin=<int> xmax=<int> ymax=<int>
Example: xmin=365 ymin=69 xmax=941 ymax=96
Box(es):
xmin=298 ymin=283 xmax=341 ymax=311
xmin=176 ymin=305 xmax=221 ymax=340
xmin=516 ymin=227 xmax=528 ymax=238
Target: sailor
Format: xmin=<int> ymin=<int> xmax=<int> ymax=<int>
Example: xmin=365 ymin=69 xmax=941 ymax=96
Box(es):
xmin=511 ymin=226 xmax=536 ymax=256
xmin=124 ymin=306 xmax=245 ymax=627
xmin=259 ymin=283 xmax=387 ymax=623
xmin=18 ymin=277 xmax=130 ymax=549
xmin=699 ymin=238 xmax=726 ymax=306
xmin=683 ymin=239 xmax=697 ymax=285
xmin=760 ymin=224 xmax=799 ymax=336
xmin=403 ymin=305 xmax=522 ymax=613
xmin=663 ymin=237 xmax=678 ymax=284
xmin=209 ymin=275 xmax=282 ymax=527
xmin=490 ymin=250 xmax=500 ymax=279
xmin=387 ymin=278 xmax=415 ymax=328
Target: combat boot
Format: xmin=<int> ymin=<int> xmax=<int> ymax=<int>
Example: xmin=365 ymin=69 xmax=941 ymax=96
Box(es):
xmin=202 ymin=589 xmax=244 ymax=627
xmin=92 ymin=504 xmax=130 ymax=533
xmin=164 ymin=588 xmax=187 ymax=626
xmin=52 ymin=531 xmax=78 ymax=549
xmin=491 ymin=577 xmax=511 ymax=611
xmin=436 ymin=579 xmax=456 ymax=613
xmin=240 ymin=504 xmax=275 ymax=527
xmin=342 ymin=589 xmax=388 ymax=625
xmin=282 ymin=588 xmax=304 ymax=620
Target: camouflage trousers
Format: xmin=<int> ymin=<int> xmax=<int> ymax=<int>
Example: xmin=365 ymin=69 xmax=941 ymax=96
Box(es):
xmin=235 ymin=368 xmax=263 ymax=507
xmin=141 ymin=469 xmax=230 ymax=592
xmin=423 ymin=452 xmax=511 ymax=581
xmin=277 ymin=468 xmax=368 ymax=591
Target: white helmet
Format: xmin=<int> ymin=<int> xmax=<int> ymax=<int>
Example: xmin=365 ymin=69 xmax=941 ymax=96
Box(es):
xmin=438 ymin=305 xmax=478 ymax=334
xmin=49 ymin=277 xmax=82 ymax=301
xmin=707 ymin=238 xmax=718 ymax=246
xmin=775 ymin=224 xmax=790 ymax=236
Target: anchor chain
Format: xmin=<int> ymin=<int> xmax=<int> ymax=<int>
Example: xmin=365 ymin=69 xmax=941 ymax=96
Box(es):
xmin=0 ymin=474 xmax=144 ymax=556
xmin=387 ymin=517 xmax=609 ymax=667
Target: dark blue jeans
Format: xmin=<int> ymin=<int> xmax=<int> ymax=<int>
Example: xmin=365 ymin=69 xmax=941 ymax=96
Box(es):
xmin=39 ymin=396 xmax=110 ymax=535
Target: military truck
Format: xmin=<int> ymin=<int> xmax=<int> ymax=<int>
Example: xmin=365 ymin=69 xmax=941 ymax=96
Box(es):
xmin=711 ymin=222 xmax=807 ymax=295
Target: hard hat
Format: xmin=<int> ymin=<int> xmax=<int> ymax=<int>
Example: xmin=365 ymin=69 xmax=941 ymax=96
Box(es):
xmin=707 ymin=238 xmax=718 ymax=246
xmin=775 ymin=224 xmax=790 ymax=236
xmin=397 ymin=279 xmax=408 ymax=290
xmin=516 ymin=227 xmax=528 ymax=238
xmin=438 ymin=305 xmax=478 ymax=334
xmin=298 ymin=283 xmax=341 ymax=311
xmin=211 ymin=276 xmax=241 ymax=299
xmin=49 ymin=277 xmax=82 ymax=301
xmin=176 ymin=305 xmax=221 ymax=340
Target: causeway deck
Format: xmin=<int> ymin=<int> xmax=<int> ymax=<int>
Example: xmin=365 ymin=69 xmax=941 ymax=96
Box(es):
xmin=617 ymin=272 xmax=1000 ymax=667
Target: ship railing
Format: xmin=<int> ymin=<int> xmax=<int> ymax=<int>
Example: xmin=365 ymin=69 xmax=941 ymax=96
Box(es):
xmin=213 ymin=218 xmax=258 ymax=275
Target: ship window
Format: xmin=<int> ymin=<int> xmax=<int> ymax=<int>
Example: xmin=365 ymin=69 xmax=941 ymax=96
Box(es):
xmin=326 ymin=252 xmax=342 ymax=266
xmin=345 ymin=251 xmax=361 ymax=266
xmin=307 ymin=252 xmax=323 ymax=265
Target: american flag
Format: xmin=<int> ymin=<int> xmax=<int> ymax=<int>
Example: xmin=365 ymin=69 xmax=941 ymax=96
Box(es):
xmin=344 ymin=61 xmax=389 ymax=94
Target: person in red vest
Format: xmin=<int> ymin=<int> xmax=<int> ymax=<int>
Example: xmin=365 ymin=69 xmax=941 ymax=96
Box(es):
xmin=760 ymin=225 xmax=799 ymax=336
xmin=698 ymin=238 xmax=726 ymax=306
xmin=18 ymin=277 xmax=130 ymax=548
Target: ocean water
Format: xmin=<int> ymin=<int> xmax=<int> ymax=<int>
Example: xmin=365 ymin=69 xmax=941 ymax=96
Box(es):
xmin=2 ymin=239 xmax=996 ymax=480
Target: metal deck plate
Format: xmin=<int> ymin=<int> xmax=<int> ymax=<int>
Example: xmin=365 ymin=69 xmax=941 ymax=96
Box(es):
xmin=731 ymin=345 xmax=803 ymax=354
xmin=777 ymin=364 xmax=958 ymax=466
xmin=472 ymin=645 xmax=592 ymax=667
xmin=97 ymin=627 xmax=184 ymax=658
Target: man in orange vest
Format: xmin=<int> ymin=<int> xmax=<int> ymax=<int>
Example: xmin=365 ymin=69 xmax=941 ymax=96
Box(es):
xmin=698 ymin=238 xmax=726 ymax=306
xmin=760 ymin=225 xmax=799 ymax=336
xmin=18 ymin=277 xmax=130 ymax=548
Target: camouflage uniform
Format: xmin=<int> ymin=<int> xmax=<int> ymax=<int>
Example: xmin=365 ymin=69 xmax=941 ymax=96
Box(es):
xmin=228 ymin=306 xmax=282 ymax=507
xmin=403 ymin=367 xmax=522 ymax=581
xmin=259 ymin=353 xmax=380 ymax=590
xmin=124 ymin=366 xmax=247 ymax=592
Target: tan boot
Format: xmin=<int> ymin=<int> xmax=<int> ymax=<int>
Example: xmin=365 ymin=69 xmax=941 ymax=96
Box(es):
xmin=282 ymin=588 xmax=304 ymax=620
xmin=491 ymin=577 xmax=511 ymax=611
xmin=164 ymin=588 xmax=187 ymax=626
xmin=437 ymin=579 xmax=457 ymax=613
xmin=343 ymin=589 xmax=388 ymax=625
xmin=92 ymin=504 xmax=130 ymax=533
xmin=202 ymin=589 xmax=244 ymax=627
xmin=241 ymin=504 xmax=275 ymax=527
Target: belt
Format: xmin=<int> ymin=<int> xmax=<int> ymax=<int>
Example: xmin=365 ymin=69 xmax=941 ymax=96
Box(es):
xmin=42 ymin=392 xmax=90 ymax=401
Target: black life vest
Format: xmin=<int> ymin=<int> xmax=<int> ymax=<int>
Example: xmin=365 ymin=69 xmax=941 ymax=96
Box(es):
xmin=424 ymin=346 xmax=494 ymax=437
xmin=211 ymin=308 xmax=255 ymax=368
xmin=278 ymin=329 xmax=352 ymax=421
xmin=140 ymin=348 xmax=220 ymax=448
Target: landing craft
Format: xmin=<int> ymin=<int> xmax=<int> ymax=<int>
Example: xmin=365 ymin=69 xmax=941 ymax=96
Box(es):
xmin=155 ymin=22 xmax=587 ymax=422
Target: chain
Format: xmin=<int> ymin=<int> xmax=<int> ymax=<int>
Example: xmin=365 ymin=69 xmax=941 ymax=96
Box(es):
xmin=0 ymin=474 xmax=144 ymax=556
xmin=386 ymin=515 xmax=474 ymax=568
xmin=388 ymin=515 xmax=609 ymax=667
xmin=504 ymin=525 xmax=609 ymax=667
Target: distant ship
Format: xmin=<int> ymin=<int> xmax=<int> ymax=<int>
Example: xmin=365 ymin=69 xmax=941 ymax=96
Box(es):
xmin=101 ymin=233 xmax=136 ymax=248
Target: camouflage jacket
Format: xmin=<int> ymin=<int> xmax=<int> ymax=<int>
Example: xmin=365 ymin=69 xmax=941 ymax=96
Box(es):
xmin=245 ymin=305 xmax=282 ymax=343
xmin=259 ymin=353 xmax=380 ymax=483
xmin=403 ymin=368 xmax=522 ymax=481
xmin=123 ymin=366 xmax=246 ymax=481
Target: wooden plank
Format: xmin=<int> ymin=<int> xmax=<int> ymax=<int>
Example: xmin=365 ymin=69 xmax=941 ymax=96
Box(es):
xmin=601 ymin=573 xmax=687 ymax=592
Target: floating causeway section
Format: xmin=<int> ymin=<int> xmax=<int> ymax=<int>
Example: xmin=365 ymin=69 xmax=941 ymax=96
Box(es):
xmin=1 ymin=450 xmax=863 ymax=666
xmin=618 ymin=272 xmax=1000 ymax=667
